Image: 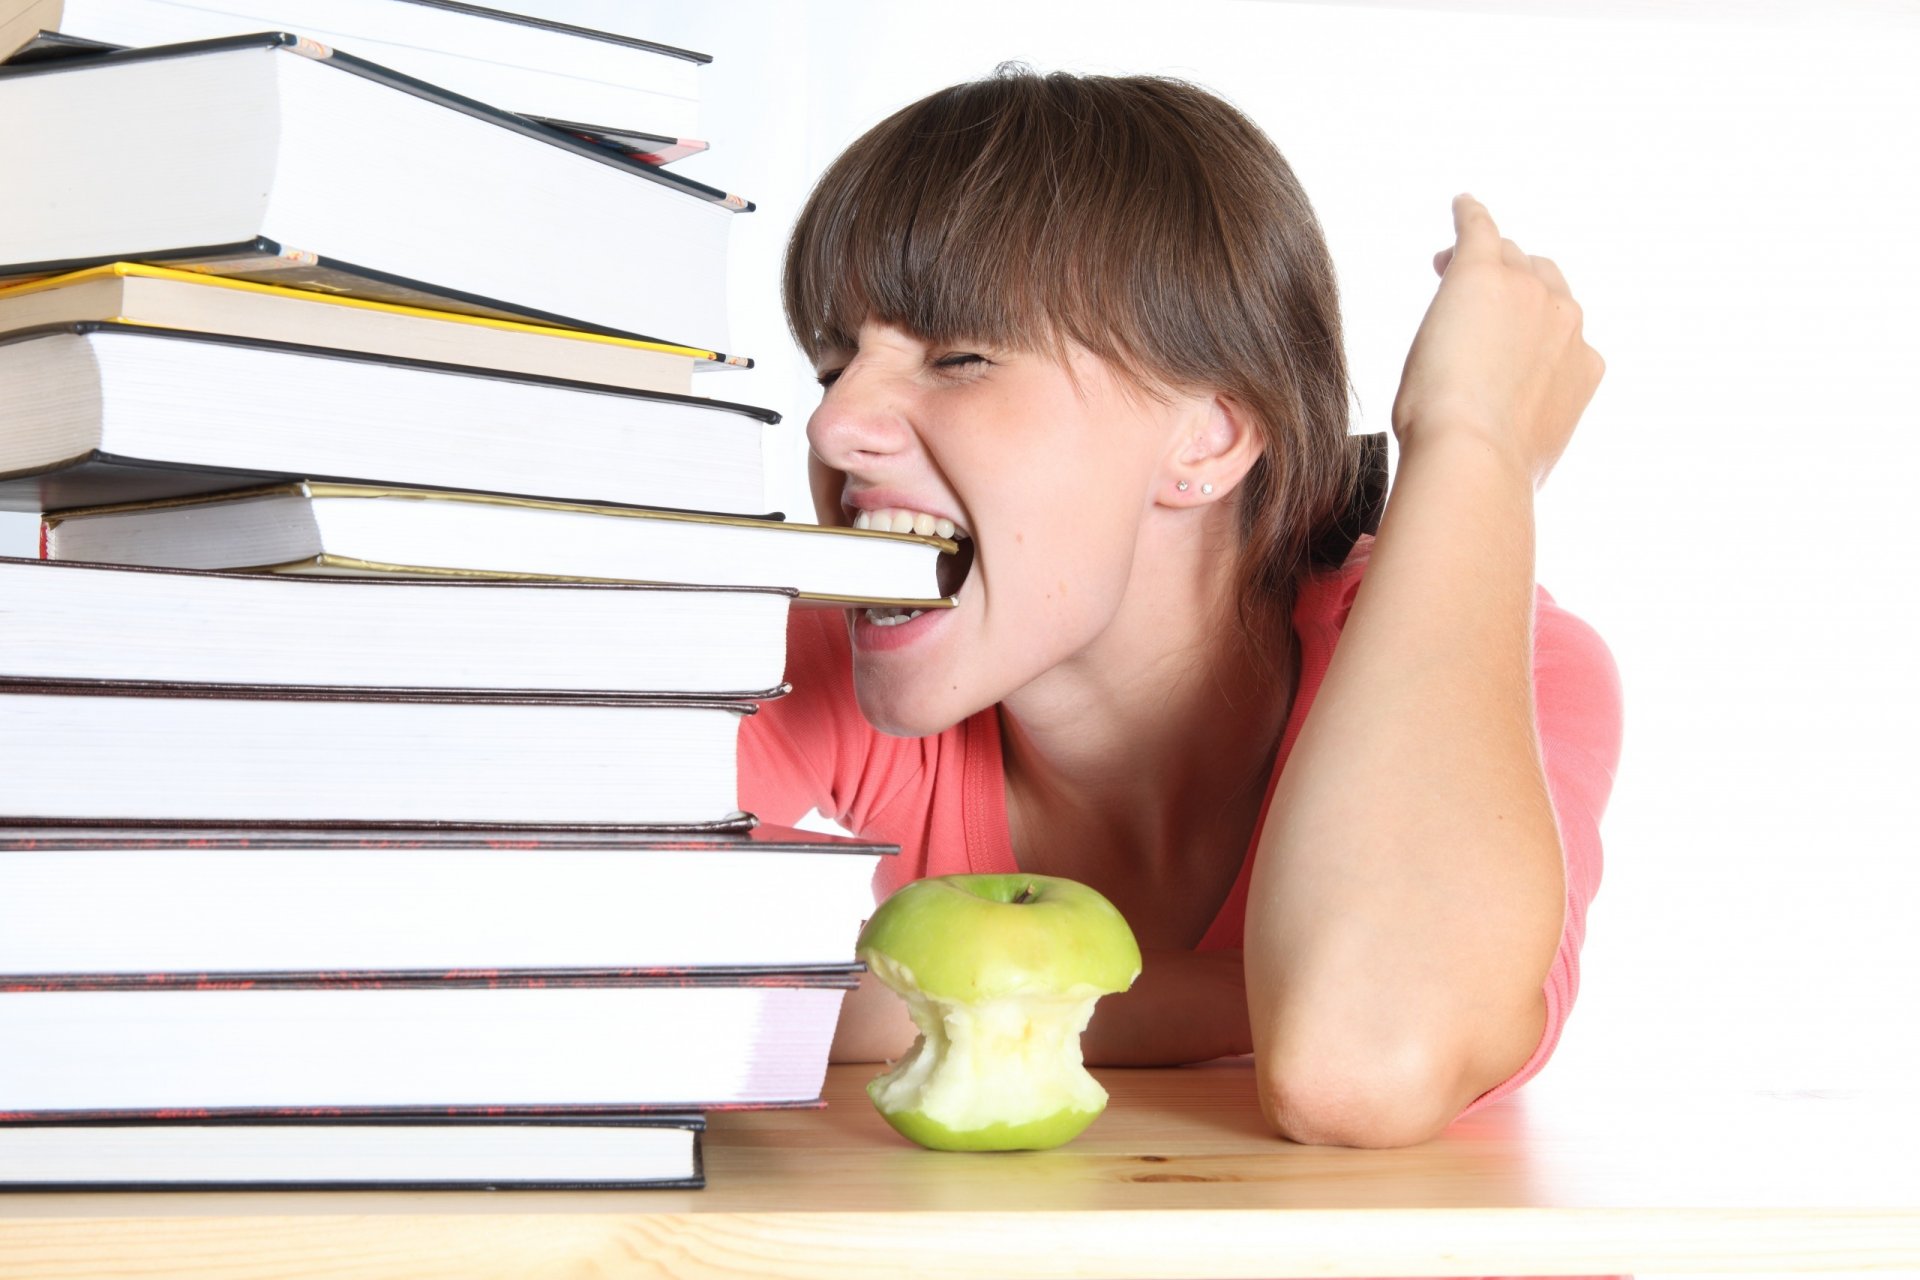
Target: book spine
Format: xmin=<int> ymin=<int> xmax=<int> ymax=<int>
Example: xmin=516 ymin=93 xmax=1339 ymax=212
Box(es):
xmin=0 ymin=965 xmax=864 ymax=993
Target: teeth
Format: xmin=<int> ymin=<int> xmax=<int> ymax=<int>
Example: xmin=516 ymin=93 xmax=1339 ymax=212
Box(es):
xmin=851 ymin=506 xmax=969 ymax=539
xmin=865 ymin=608 xmax=926 ymax=627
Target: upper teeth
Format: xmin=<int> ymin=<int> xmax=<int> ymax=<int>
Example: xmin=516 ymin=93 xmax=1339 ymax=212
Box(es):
xmin=853 ymin=507 xmax=965 ymax=539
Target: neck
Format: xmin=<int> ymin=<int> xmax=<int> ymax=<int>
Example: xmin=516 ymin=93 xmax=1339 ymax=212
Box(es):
xmin=998 ymin=508 xmax=1297 ymax=864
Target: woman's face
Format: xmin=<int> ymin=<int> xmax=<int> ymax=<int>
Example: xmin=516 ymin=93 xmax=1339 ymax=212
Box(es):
xmin=807 ymin=320 xmax=1193 ymax=736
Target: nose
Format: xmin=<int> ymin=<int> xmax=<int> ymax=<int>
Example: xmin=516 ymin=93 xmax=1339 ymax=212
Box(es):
xmin=804 ymin=358 xmax=914 ymax=482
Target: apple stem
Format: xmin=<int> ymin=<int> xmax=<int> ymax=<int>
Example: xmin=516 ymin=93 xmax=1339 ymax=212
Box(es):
xmin=1014 ymin=884 xmax=1037 ymax=904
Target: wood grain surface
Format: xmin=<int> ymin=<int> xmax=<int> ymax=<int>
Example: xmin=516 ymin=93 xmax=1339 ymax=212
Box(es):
xmin=1 ymin=1060 xmax=1915 ymax=1277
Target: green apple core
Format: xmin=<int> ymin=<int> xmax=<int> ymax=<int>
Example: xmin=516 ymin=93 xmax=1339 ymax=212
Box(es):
xmin=864 ymin=952 xmax=1110 ymax=1145
xmin=855 ymin=873 xmax=1142 ymax=1152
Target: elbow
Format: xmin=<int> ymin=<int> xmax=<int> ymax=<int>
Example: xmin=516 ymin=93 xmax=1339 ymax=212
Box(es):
xmin=1255 ymin=1039 xmax=1462 ymax=1149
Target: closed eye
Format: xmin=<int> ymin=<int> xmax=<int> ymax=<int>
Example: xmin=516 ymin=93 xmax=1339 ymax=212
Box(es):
xmin=934 ymin=352 xmax=988 ymax=373
xmin=814 ymin=367 xmax=845 ymax=389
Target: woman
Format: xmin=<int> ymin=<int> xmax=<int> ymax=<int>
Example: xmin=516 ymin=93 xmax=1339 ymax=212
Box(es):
xmin=740 ymin=67 xmax=1620 ymax=1149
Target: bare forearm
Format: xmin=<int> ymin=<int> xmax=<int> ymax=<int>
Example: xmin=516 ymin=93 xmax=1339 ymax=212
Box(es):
xmin=1081 ymin=947 xmax=1252 ymax=1067
xmin=1246 ymin=432 xmax=1563 ymax=1135
xmin=829 ymin=967 xmax=919 ymax=1064
xmin=831 ymin=947 xmax=1251 ymax=1067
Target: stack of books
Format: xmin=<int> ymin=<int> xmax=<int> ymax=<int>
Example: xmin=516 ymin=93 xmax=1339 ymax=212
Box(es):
xmin=0 ymin=0 xmax=717 ymax=166
xmin=0 ymin=8 xmax=943 ymax=1192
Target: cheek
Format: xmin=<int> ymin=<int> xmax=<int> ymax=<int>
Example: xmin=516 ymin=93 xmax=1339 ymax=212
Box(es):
xmin=986 ymin=500 xmax=1143 ymax=635
xmin=807 ymin=454 xmax=844 ymax=526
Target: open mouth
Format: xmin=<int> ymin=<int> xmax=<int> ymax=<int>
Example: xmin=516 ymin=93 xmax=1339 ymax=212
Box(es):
xmin=937 ymin=536 xmax=975 ymax=598
xmin=862 ymin=537 xmax=973 ymax=628
xmin=851 ymin=505 xmax=976 ymax=602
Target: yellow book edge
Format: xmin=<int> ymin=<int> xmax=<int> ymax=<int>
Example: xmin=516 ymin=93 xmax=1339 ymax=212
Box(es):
xmin=0 ymin=262 xmax=752 ymax=370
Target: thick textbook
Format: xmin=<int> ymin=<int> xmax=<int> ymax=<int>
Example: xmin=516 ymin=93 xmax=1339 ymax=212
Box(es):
xmin=0 ymin=967 xmax=856 ymax=1115
xmin=0 ymin=323 xmax=778 ymax=515
xmin=0 ymin=680 xmax=760 ymax=826
xmin=42 ymin=481 xmax=965 ymax=608
xmin=0 ymin=558 xmax=792 ymax=696
xmin=0 ymin=0 xmax=710 ymax=137
xmin=0 ymin=1112 xmax=705 ymax=1191
xmin=0 ymin=823 xmax=892 ymax=975
xmin=0 ymin=262 xmax=745 ymax=391
xmin=0 ymin=35 xmax=745 ymax=352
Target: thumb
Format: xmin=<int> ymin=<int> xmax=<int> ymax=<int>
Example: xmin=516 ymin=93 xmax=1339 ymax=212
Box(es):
xmin=1451 ymin=192 xmax=1497 ymax=260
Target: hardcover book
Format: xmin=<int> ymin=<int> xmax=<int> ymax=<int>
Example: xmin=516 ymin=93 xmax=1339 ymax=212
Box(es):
xmin=0 ymin=262 xmax=747 ymax=393
xmin=0 ymin=34 xmax=746 ymax=352
xmin=0 ymin=558 xmax=794 ymax=697
xmin=0 ymin=0 xmax=711 ymax=136
xmin=0 ymin=1112 xmax=707 ymax=1191
xmin=0 ymin=680 xmax=763 ymax=826
xmin=0 ymin=323 xmax=778 ymax=515
xmin=0 ymin=966 xmax=857 ymax=1115
xmin=0 ymin=823 xmax=892 ymax=974
xmin=41 ymin=481 xmax=965 ymax=608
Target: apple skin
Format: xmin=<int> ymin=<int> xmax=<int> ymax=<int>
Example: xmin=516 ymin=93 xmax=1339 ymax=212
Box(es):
xmin=874 ymin=1101 xmax=1107 ymax=1153
xmin=855 ymin=873 xmax=1141 ymax=1003
xmin=854 ymin=873 xmax=1142 ymax=1152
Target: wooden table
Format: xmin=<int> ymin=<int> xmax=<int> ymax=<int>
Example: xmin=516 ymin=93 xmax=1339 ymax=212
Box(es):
xmin=2 ymin=1061 xmax=1917 ymax=1278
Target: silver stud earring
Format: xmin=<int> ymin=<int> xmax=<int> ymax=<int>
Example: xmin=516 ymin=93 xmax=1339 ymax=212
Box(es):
xmin=1201 ymin=483 xmax=1214 ymax=496
xmin=1176 ymin=480 xmax=1190 ymax=492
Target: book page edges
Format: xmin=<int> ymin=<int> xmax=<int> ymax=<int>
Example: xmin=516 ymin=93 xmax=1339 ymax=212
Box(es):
xmin=278 ymin=558 xmax=958 ymax=610
xmin=44 ymin=482 xmax=962 ymax=552
xmin=0 ymin=262 xmax=745 ymax=366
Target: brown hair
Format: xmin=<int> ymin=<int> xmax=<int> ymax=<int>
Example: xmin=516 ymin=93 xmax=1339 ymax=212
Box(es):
xmin=783 ymin=65 xmax=1374 ymax=656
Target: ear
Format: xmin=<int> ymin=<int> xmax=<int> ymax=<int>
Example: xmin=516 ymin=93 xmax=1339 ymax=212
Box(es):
xmin=1159 ymin=393 xmax=1265 ymax=508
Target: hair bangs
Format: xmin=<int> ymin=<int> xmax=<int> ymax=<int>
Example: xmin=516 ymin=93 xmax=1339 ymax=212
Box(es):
xmin=784 ymin=68 xmax=1207 ymax=374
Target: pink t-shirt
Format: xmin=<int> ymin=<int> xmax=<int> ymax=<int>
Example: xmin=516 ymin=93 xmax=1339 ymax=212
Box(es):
xmin=739 ymin=535 xmax=1624 ymax=1116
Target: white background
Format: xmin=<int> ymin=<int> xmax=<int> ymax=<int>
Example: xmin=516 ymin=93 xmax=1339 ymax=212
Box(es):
xmin=508 ymin=0 xmax=1920 ymax=1106
xmin=6 ymin=0 xmax=1916 ymax=1168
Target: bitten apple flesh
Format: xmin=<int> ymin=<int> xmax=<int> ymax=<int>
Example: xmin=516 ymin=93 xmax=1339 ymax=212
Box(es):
xmin=854 ymin=873 xmax=1142 ymax=1152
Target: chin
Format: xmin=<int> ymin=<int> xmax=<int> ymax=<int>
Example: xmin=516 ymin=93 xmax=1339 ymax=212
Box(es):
xmin=853 ymin=671 xmax=980 ymax=740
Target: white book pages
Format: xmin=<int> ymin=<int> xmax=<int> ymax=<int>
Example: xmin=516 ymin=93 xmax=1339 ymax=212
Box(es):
xmin=0 ymin=844 xmax=879 ymax=972
xmin=0 ymin=691 xmax=744 ymax=824
xmin=0 ymin=560 xmax=791 ymax=693
xmin=0 ymin=1119 xmax=700 ymax=1188
xmin=0 ymin=984 xmax=846 ymax=1109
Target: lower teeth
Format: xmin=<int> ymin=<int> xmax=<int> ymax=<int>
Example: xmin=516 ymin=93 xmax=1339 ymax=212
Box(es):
xmin=865 ymin=608 xmax=925 ymax=627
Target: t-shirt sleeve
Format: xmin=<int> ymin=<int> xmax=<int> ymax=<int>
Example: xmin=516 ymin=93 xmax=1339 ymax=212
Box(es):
xmin=1459 ymin=586 xmax=1625 ymax=1117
